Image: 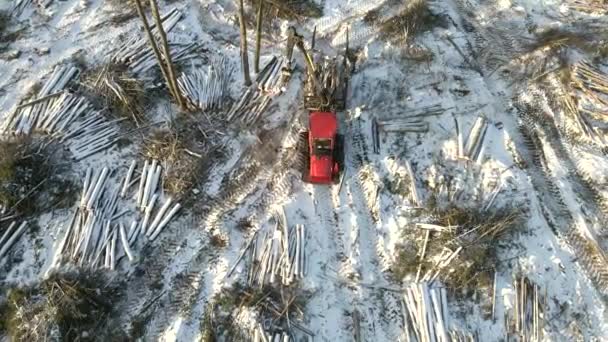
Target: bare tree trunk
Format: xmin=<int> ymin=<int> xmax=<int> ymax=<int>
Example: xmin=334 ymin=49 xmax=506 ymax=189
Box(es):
xmin=254 ymin=0 xmax=264 ymax=74
xmin=238 ymin=0 xmax=252 ymax=86
xmin=133 ymin=0 xmax=177 ymax=101
xmin=148 ymin=0 xmax=185 ymax=110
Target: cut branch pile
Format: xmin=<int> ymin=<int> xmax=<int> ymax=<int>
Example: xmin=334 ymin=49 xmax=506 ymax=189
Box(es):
xmin=572 ymin=61 xmax=608 ymax=114
xmin=54 ymin=161 xmax=180 ymax=269
xmin=567 ymin=0 xmax=608 ymax=14
xmin=177 ymin=56 xmax=233 ymax=112
xmin=2 ymin=65 xmax=80 ymax=135
xmin=0 ymin=220 xmax=28 ymax=263
xmin=552 ymin=61 xmax=608 ymax=145
xmin=401 ymin=282 xmax=474 ymax=342
xmin=507 ymin=275 xmax=545 ymax=341
xmin=395 ymin=205 xmax=521 ymax=289
xmin=80 ymin=63 xmax=146 ymax=125
xmin=228 ymin=209 xmax=307 ymax=287
xmin=207 ymin=285 xmax=312 ymax=341
xmin=227 ymin=56 xmax=286 ymax=125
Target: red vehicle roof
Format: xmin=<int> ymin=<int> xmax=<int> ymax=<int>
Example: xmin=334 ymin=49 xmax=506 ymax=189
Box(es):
xmin=307 ymin=111 xmax=338 ymax=184
xmin=309 ymin=111 xmax=337 ymax=139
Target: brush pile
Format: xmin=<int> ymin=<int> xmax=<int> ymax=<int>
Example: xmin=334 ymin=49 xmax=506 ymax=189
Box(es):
xmin=54 ymin=161 xmax=181 ymax=269
xmin=1 ymin=270 xmax=124 ymax=341
xmin=401 ymin=282 xmax=474 ymax=342
xmin=553 ymin=61 xmax=608 ymax=144
xmin=395 ymin=205 xmax=521 ymax=289
xmin=507 ymin=275 xmax=546 ymax=341
xmin=228 ymin=209 xmax=307 ymax=287
xmin=177 ymin=57 xmax=233 ymax=112
xmin=80 ymin=63 xmax=146 ymax=125
xmin=207 ymin=285 xmax=312 ymax=341
xmin=227 ymin=56 xmax=286 ymax=125
xmin=378 ymin=0 xmax=438 ymax=44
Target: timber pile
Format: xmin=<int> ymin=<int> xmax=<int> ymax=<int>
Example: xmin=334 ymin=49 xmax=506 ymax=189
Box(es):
xmin=112 ymin=8 xmax=200 ymax=74
xmin=228 ymin=209 xmax=307 ymax=287
xmin=454 ymin=115 xmax=488 ymax=162
xmin=373 ymin=104 xmax=445 ymax=152
xmin=227 ymin=56 xmax=286 ymax=125
xmin=1 ymin=64 xmax=122 ymax=160
xmin=401 ymin=282 xmax=475 ymax=342
xmin=177 ymin=57 xmax=233 ymax=112
xmin=0 ymin=220 xmax=28 ymax=263
xmin=3 ymin=65 xmax=80 ymax=135
xmin=507 ymin=275 xmax=545 ymax=341
xmin=54 ymin=161 xmax=180 ymax=269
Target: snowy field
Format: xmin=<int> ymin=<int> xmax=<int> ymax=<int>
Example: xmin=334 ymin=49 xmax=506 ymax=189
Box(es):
xmin=1 ymin=0 xmax=608 ymax=341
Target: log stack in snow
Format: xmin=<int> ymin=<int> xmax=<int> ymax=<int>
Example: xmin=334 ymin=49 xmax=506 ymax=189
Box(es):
xmin=111 ymin=8 xmax=200 ymax=75
xmin=1 ymin=64 xmax=123 ymax=160
xmin=177 ymin=56 xmax=234 ymax=112
xmin=54 ymin=161 xmax=181 ymax=270
xmin=228 ymin=208 xmax=307 ymax=287
xmin=507 ymin=275 xmax=545 ymax=341
xmin=3 ymin=64 xmax=80 ymax=135
xmin=401 ymin=282 xmax=474 ymax=342
xmin=227 ymin=56 xmax=286 ymax=125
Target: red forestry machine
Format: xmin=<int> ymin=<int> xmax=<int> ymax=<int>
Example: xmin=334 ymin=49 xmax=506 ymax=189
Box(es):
xmin=284 ymin=26 xmax=351 ymax=184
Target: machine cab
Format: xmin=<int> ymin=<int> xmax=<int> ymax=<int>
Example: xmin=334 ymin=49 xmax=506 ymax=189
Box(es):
xmin=305 ymin=111 xmax=342 ymax=184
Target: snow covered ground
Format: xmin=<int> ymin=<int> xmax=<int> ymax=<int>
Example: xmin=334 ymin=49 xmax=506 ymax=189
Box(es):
xmin=1 ymin=0 xmax=608 ymax=341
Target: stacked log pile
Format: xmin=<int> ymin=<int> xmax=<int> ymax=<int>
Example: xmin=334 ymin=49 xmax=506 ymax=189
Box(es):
xmin=3 ymin=65 xmax=80 ymax=135
xmin=177 ymin=57 xmax=234 ymax=112
xmin=1 ymin=64 xmax=123 ymax=160
xmin=228 ymin=209 xmax=307 ymax=287
xmin=507 ymin=275 xmax=545 ymax=341
xmin=54 ymin=160 xmax=181 ymax=270
xmin=401 ymin=282 xmax=475 ymax=342
xmin=227 ymin=56 xmax=286 ymax=125
xmin=112 ymin=8 xmax=200 ymax=75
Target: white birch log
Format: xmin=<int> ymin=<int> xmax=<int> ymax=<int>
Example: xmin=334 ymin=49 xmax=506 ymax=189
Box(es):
xmin=147 ymin=197 xmax=173 ymax=237
xmin=0 ymin=221 xmax=27 ymax=259
xmin=120 ymin=223 xmax=135 ymax=262
xmin=149 ymin=203 xmax=181 ymax=241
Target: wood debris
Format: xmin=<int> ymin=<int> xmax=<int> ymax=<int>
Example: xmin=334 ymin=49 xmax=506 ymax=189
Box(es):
xmin=54 ymin=161 xmax=181 ymax=269
xmin=112 ymin=8 xmax=200 ymax=75
xmin=227 ymin=56 xmax=286 ymax=125
xmin=401 ymin=282 xmax=475 ymax=342
xmin=177 ymin=56 xmax=233 ymax=112
xmin=3 ymin=64 xmax=80 ymax=135
xmin=0 ymin=220 xmax=28 ymax=262
xmin=454 ymin=115 xmax=488 ymax=162
xmin=508 ymin=275 xmax=545 ymax=341
xmin=228 ymin=208 xmax=307 ymax=287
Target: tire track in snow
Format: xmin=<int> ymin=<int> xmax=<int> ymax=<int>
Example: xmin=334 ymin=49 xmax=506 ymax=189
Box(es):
xmin=444 ymin=0 xmax=608 ymax=295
